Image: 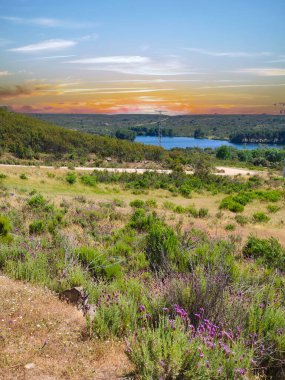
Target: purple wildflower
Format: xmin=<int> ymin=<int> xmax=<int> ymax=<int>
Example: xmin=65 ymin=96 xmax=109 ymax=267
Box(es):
xmin=138 ymin=304 xmax=146 ymax=313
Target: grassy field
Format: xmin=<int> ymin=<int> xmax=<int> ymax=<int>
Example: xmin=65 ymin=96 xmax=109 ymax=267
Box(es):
xmin=1 ymin=166 xmax=285 ymax=379
xmin=1 ymin=165 xmax=284 ymax=244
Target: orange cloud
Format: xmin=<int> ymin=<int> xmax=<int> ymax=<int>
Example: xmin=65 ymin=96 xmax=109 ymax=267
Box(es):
xmin=3 ymin=79 xmax=278 ymax=115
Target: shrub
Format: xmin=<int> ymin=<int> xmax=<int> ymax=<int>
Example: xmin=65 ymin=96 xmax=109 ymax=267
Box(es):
xmin=235 ymin=215 xmax=248 ymax=226
xmin=252 ymin=212 xmax=270 ymax=223
xmin=163 ymin=201 xmax=176 ymax=211
xmin=19 ymin=173 xmax=28 ymax=180
xmin=228 ymin=201 xmax=244 ymax=213
xmin=220 ymin=197 xmax=244 ymax=213
xmin=112 ymin=198 xmax=125 ymax=207
xmin=254 ymin=190 xmax=282 ymax=202
xmin=145 ymin=199 xmax=157 ymax=208
xmin=174 ymin=205 xmax=186 ymax=214
xmin=145 ymin=221 xmax=184 ymax=272
xmin=232 ymin=192 xmax=253 ymax=206
xmin=0 ymin=215 xmax=12 ymax=241
xmin=66 ymin=265 xmax=88 ymax=288
xmin=220 ymin=190 xmax=283 ymax=214
xmin=198 ymin=208 xmax=208 ymax=218
xmin=127 ymin=315 xmax=253 ymax=380
xmin=246 ymin=287 xmax=285 ymax=374
xmin=225 ymin=223 xmax=236 ymax=231
xmin=65 ymin=171 xmax=77 ymax=184
xmin=243 ymin=235 xmax=285 ymax=270
xmin=180 ymin=184 xmax=192 ymax=198
xmin=130 ymin=199 xmax=145 ymax=209
xmin=0 ymin=173 xmax=7 ymax=179
xmin=29 ymin=220 xmax=46 ymax=234
xmin=186 ymin=205 xmax=199 ymax=217
xmin=27 ymin=194 xmax=47 ymax=208
xmin=92 ymin=293 xmax=139 ymax=339
xmin=129 ymin=209 xmax=157 ymax=231
xmin=80 ymin=174 xmax=97 ymax=187
xmin=76 ymin=247 xmax=121 ymax=279
xmin=267 ymin=204 xmax=280 ymax=213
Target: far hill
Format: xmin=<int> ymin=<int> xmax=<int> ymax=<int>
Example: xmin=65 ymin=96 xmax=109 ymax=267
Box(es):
xmin=0 ymin=109 xmax=164 ymax=162
xmin=32 ymin=113 xmax=285 ymax=143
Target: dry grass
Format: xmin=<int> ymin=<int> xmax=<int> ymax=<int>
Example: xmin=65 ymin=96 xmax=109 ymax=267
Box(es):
xmin=1 ymin=165 xmax=284 ymax=246
xmin=0 ymin=276 xmax=131 ymax=380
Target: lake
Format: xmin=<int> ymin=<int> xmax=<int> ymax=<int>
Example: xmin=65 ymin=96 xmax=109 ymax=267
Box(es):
xmin=135 ymin=136 xmax=284 ymax=150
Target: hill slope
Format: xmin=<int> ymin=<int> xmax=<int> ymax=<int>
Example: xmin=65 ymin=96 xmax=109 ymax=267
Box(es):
xmin=0 ymin=109 xmax=163 ymax=162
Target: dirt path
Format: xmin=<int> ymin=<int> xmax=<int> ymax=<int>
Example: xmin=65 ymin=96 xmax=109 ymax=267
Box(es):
xmin=0 ymin=163 xmax=262 ymax=176
xmin=0 ymin=276 xmax=131 ymax=380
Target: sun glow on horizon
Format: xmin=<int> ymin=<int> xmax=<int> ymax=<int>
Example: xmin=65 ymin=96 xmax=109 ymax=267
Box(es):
xmin=0 ymin=0 xmax=284 ymax=115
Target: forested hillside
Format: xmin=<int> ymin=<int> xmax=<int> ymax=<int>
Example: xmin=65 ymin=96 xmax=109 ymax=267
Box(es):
xmin=33 ymin=113 xmax=285 ymax=143
xmin=1 ymin=109 xmax=285 ymax=170
xmin=0 ymin=109 xmax=163 ymax=162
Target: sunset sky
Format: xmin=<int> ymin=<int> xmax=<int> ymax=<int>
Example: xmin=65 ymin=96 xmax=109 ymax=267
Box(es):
xmin=0 ymin=0 xmax=285 ymax=114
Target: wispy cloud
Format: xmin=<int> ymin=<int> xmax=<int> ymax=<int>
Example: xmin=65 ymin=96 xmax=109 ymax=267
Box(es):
xmin=77 ymin=34 xmax=99 ymax=42
xmin=0 ymin=71 xmax=11 ymax=76
xmin=67 ymin=56 xmax=150 ymax=64
xmin=95 ymin=79 xmax=202 ymax=83
xmin=184 ymin=47 xmax=271 ymax=58
xmin=34 ymin=55 xmax=76 ymax=60
xmin=0 ymin=81 xmax=74 ymax=100
xmin=138 ymin=96 xmax=165 ymax=102
xmin=66 ymin=56 xmax=193 ymax=76
xmin=1 ymin=16 xmax=95 ymax=28
xmin=9 ymin=39 xmax=77 ymax=53
xmin=86 ymin=65 xmax=195 ymax=76
xmin=58 ymin=87 xmax=174 ymax=95
xmin=196 ymin=83 xmax=285 ymax=89
xmin=0 ymin=82 xmax=43 ymax=100
xmin=235 ymin=68 xmax=285 ymax=76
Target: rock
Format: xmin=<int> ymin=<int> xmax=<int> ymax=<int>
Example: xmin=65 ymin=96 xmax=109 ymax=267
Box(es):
xmin=84 ymin=304 xmax=96 ymax=321
xmin=59 ymin=287 xmax=87 ymax=306
xmin=25 ymin=362 xmax=36 ymax=370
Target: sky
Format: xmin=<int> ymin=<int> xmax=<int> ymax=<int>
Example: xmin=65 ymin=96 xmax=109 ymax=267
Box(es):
xmin=0 ymin=0 xmax=285 ymax=115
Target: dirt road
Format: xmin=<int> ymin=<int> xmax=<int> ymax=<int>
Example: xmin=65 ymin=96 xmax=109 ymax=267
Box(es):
xmin=0 ymin=164 xmax=262 ymax=176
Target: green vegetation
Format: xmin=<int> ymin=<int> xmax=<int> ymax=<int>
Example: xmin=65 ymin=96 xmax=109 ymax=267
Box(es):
xmin=0 ymin=167 xmax=284 ymax=379
xmin=0 ymin=215 xmax=12 ymax=242
xmin=34 ymin=113 xmax=285 ymax=144
xmin=243 ymin=235 xmax=285 ymax=270
xmin=19 ymin=173 xmax=28 ymax=180
xmin=80 ymin=174 xmax=97 ymax=187
xmin=1 ymin=110 xmax=285 ymax=171
xmin=0 ymin=130 xmax=285 ymax=379
xmin=215 ymin=145 xmax=285 ymax=168
xmin=0 ymin=108 xmax=164 ymax=163
xmin=235 ymin=215 xmax=249 ymax=226
xmin=65 ymin=171 xmax=77 ymax=184
xmin=220 ymin=189 xmax=283 ymax=213
xmin=252 ymin=212 xmax=270 ymax=223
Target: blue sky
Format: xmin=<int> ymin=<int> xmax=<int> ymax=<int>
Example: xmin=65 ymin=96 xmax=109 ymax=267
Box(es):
xmin=0 ymin=0 xmax=285 ymax=114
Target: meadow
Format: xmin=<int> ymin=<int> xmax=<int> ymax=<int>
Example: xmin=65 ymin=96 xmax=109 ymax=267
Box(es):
xmin=0 ymin=165 xmax=285 ymax=379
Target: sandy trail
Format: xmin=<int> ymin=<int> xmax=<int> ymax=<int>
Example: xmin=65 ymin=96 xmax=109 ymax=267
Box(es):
xmin=0 ymin=164 xmax=262 ymax=176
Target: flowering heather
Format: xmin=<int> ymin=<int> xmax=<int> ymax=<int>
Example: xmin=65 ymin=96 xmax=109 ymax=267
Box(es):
xmin=126 ymin=306 xmax=255 ymax=379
